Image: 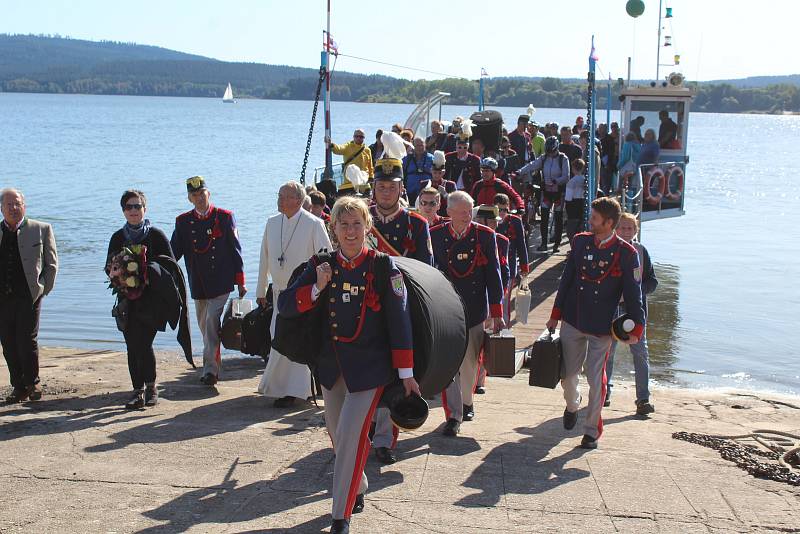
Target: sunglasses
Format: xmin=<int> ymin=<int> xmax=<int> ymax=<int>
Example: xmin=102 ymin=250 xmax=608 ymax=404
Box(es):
xmin=419 ymin=200 xmax=439 ymax=207
xmin=124 ymin=203 xmax=143 ymax=211
xmin=354 ymin=135 xmax=365 ymax=139
xmin=498 ymin=207 xmax=509 ymax=212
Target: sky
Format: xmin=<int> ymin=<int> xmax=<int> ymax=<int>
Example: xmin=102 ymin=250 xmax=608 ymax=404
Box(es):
xmin=1 ymin=0 xmax=797 ymax=82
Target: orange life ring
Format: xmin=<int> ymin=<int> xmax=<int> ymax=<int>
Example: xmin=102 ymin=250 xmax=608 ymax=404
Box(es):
xmin=664 ymin=165 xmax=684 ymax=201
xmin=643 ymin=167 xmax=665 ymax=206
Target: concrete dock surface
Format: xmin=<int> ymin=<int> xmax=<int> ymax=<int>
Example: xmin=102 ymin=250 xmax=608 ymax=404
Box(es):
xmin=1 ymin=345 xmax=798 ymax=533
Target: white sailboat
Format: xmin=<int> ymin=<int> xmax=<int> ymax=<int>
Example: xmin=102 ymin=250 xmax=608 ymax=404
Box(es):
xmin=222 ymin=83 xmax=235 ymax=103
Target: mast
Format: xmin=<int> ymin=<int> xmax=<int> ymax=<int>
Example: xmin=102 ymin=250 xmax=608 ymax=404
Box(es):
xmin=586 ymin=36 xmax=598 ymax=228
xmin=323 ymin=0 xmax=333 ymax=179
xmin=656 ymin=0 xmax=663 ymax=81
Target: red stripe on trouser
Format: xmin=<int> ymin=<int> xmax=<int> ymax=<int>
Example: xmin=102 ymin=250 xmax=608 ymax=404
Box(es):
xmin=344 ymin=385 xmax=384 ymax=519
xmin=474 ymin=347 xmax=484 ymax=390
xmin=597 ymin=349 xmax=610 ymax=439
xmin=215 ymin=344 xmax=221 ymax=367
xmin=391 ymin=426 xmax=399 ymax=449
xmin=441 ymin=389 xmax=451 ymax=420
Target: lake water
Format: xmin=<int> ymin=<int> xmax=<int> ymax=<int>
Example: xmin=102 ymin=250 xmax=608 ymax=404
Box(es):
xmin=1 ymin=93 xmax=798 ymax=395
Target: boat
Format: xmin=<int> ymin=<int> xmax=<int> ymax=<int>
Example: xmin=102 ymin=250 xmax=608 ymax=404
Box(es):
xmin=222 ymin=83 xmax=235 ymax=103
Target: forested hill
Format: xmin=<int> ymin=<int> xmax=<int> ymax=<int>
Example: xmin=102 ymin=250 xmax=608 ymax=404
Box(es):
xmin=1 ymin=34 xmax=798 ymax=113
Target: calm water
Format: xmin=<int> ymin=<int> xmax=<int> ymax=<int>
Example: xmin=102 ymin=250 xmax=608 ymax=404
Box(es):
xmin=1 ymin=93 xmax=798 ymax=395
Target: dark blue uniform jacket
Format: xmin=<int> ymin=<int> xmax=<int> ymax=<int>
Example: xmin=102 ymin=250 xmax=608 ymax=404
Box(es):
xmin=278 ymin=248 xmax=414 ymax=393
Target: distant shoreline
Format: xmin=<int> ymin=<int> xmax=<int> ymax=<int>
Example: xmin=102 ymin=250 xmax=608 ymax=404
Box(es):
xmin=2 ymin=90 xmax=797 ymax=116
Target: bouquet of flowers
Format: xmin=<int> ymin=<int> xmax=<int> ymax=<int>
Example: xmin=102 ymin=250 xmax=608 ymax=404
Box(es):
xmin=107 ymin=244 xmax=148 ymax=300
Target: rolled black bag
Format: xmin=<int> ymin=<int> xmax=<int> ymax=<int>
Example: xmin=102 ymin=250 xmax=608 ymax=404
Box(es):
xmin=391 ymin=257 xmax=468 ymax=398
xmin=470 ymin=110 xmax=504 ymax=152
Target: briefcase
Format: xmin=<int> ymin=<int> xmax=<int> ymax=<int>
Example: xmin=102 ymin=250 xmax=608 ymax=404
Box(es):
xmin=220 ymin=298 xmax=254 ymax=352
xmin=483 ymin=331 xmax=522 ymax=378
xmin=529 ymin=329 xmax=563 ymax=389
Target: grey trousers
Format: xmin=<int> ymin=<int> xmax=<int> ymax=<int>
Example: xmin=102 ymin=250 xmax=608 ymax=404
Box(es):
xmin=443 ymin=323 xmax=486 ymax=422
xmin=323 ymin=376 xmax=383 ymax=520
xmin=194 ymin=294 xmax=228 ymax=378
xmin=559 ymin=320 xmax=612 ymax=440
xmin=372 ymin=407 xmax=398 ymax=449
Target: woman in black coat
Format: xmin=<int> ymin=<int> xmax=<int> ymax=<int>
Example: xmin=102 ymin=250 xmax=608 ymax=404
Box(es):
xmin=106 ymin=190 xmax=174 ymax=410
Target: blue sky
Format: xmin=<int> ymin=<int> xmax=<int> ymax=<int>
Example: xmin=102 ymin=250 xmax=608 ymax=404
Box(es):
xmin=1 ymin=0 xmax=795 ymax=82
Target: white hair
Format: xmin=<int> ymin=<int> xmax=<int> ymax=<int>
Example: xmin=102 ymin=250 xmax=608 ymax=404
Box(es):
xmin=280 ymin=181 xmax=306 ymax=202
xmin=447 ymin=190 xmax=473 ymax=209
xmin=0 ymin=188 xmax=24 ymax=204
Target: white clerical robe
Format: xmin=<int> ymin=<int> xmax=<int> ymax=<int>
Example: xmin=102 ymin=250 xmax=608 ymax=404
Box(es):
xmin=257 ymin=208 xmax=332 ymax=399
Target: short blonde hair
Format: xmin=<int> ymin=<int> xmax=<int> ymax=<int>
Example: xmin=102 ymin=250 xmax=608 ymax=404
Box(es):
xmin=330 ymin=196 xmax=372 ymax=231
xmin=418 ymin=187 xmax=440 ymax=199
xmin=619 ymin=212 xmax=639 ymax=229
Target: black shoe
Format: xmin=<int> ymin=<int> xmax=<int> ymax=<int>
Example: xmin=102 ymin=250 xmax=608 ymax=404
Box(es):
xmin=125 ymin=390 xmax=145 ymax=410
xmin=273 ymin=396 xmax=296 ymax=408
xmin=463 ymin=404 xmax=474 ymax=421
xmin=536 ymin=242 xmax=548 ymax=252
xmin=331 ymin=518 xmax=350 ymax=534
xmin=374 ymin=446 xmax=396 ymax=465
xmin=200 ymin=373 xmax=218 ymax=386
xmin=28 ymin=384 xmax=42 ymax=401
xmin=580 ymin=434 xmax=598 ymax=449
xmin=475 ymin=386 xmax=486 ymax=395
xmin=604 ymin=387 xmax=612 ymax=407
xmin=636 ymin=400 xmax=655 ymax=416
xmin=442 ymin=418 xmax=460 ymax=437
xmin=552 ymin=245 xmax=560 ymax=253
xmin=145 ymin=385 xmax=158 ymax=407
xmin=563 ymin=409 xmax=578 ymax=430
xmin=352 ymin=494 xmax=364 ymax=514
xmin=5 ymin=386 xmax=31 ymax=404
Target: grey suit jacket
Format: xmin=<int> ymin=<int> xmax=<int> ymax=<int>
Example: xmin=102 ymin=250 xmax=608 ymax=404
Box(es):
xmin=0 ymin=218 xmax=58 ymax=301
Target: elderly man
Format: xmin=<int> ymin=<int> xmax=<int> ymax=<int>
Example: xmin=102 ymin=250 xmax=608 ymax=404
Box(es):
xmin=171 ymin=176 xmax=246 ymax=386
xmin=326 ymin=129 xmax=374 ymax=196
xmin=430 ymin=191 xmax=504 ymax=435
xmin=1 ymin=189 xmax=58 ymax=403
xmin=256 ymin=182 xmax=332 ymax=407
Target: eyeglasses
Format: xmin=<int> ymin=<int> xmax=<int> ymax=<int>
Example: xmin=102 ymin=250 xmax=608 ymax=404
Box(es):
xmin=354 ymin=135 xmax=365 ymax=139
xmin=419 ymin=200 xmax=439 ymax=207
xmin=498 ymin=207 xmax=509 ymax=213
xmin=124 ymin=203 xmax=143 ymax=211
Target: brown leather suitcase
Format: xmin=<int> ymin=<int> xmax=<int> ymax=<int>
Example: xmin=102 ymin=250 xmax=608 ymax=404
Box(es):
xmin=483 ymin=332 xmax=522 ymax=377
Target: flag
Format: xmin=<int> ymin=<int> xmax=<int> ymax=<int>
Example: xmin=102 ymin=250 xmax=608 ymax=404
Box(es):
xmin=589 ymin=39 xmax=599 ymax=62
xmin=480 ymin=68 xmax=489 ymax=77
xmin=323 ymin=31 xmax=339 ymax=56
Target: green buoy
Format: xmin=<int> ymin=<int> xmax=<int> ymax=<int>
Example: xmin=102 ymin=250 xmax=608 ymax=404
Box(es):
xmin=626 ymin=0 xmax=645 ymax=18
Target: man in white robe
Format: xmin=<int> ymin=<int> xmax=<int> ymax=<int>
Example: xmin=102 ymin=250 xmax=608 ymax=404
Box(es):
xmin=256 ymin=182 xmax=332 ymax=407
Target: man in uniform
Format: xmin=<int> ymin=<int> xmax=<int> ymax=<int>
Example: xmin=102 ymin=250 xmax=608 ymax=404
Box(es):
xmin=430 ymin=191 xmax=504 ymax=436
xmin=416 ymin=187 xmax=448 ymax=228
xmin=444 ymin=138 xmax=481 ymax=193
xmin=171 ymin=176 xmax=247 ymax=386
xmin=367 ymin=156 xmax=433 ymax=464
xmin=546 ymin=197 xmax=645 ymax=449
xmin=473 ymin=204 xmax=509 ymax=395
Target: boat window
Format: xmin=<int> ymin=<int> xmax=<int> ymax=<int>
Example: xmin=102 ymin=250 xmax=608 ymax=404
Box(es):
xmin=628 ymin=100 xmax=686 ymax=151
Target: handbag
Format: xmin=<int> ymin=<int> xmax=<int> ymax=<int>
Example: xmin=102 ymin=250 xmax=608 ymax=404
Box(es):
xmin=111 ymin=298 xmax=129 ymax=332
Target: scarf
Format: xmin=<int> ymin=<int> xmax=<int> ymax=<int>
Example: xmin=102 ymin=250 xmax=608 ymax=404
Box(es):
xmin=122 ymin=219 xmax=152 ymax=245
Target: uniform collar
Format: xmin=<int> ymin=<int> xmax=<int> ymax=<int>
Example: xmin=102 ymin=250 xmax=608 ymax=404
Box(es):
xmin=594 ymin=232 xmax=618 ymax=249
xmin=194 ymin=205 xmax=215 ymax=220
xmin=448 ymin=221 xmax=473 ymax=240
xmin=337 ymin=247 xmax=370 ymax=269
xmin=373 ymin=205 xmax=403 ymax=224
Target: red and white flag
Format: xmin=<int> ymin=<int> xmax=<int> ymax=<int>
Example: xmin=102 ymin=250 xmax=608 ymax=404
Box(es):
xmin=323 ymin=32 xmax=339 ymax=56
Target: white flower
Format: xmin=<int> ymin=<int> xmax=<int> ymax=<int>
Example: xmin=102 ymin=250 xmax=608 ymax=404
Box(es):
xmin=125 ymin=276 xmax=137 ymax=288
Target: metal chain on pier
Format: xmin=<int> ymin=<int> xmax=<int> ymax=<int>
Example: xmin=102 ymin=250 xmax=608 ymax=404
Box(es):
xmin=673 ymin=431 xmax=800 ymax=486
xmin=582 ymin=70 xmax=594 ymax=231
xmin=299 ymin=67 xmax=327 ymax=186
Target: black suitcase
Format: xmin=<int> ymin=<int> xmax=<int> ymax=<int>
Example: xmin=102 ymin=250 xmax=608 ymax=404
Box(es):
xmin=529 ymin=329 xmax=563 ymax=389
xmin=470 ymin=110 xmax=504 ymax=152
xmin=241 ymin=304 xmax=272 ymax=359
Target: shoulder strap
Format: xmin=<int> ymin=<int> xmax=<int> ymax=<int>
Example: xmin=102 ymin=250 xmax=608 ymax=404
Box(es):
xmin=343 ymin=145 xmax=365 ymax=167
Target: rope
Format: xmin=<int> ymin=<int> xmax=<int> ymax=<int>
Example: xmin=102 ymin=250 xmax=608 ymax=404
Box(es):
xmin=335 ymin=52 xmax=467 ymax=79
xmin=299 ymin=67 xmax=327 ymax=186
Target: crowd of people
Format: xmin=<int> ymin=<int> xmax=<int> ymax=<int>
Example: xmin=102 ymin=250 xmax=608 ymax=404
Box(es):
xmin=1 ymin=110 xmax=663 ymax=533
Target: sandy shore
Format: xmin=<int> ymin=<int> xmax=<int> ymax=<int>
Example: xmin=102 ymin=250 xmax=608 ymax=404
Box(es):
xmin=1 ymin=345 xmax=798 ymax=533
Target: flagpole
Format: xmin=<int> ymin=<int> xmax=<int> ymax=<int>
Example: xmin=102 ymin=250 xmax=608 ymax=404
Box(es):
xmin=656 ymin=0 xmax=663 ymax=81
xmin=323 ymin=0 xmax=333 ymax=179
xmin=587 ymin=36 xmax=598 ymax=225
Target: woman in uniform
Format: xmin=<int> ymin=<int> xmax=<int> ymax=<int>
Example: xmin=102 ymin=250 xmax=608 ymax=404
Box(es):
xmin=278 ymin=196 xmax=419 ymax=534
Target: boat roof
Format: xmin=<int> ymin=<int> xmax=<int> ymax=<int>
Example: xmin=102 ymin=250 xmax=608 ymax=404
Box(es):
xmin=621 ymin=84 xmax=694 ymax=99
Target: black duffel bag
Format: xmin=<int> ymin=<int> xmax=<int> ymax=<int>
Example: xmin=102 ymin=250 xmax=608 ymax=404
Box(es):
xmin=241 ymin=294 xmax=272 ymax=361
xmin=470 ymin=110 xmax=504 ymax=152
